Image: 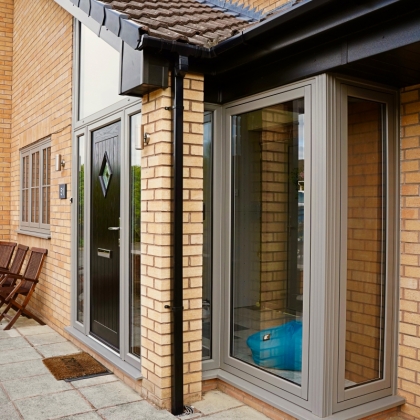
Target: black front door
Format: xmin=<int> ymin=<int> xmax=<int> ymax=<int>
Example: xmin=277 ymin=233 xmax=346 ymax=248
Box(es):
xmin=90 ymin=121 xmax=120 ymax=351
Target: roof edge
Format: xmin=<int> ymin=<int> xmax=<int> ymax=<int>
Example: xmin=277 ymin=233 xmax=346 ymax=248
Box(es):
xmin=196 ymin=0 xmax=263 ymax=21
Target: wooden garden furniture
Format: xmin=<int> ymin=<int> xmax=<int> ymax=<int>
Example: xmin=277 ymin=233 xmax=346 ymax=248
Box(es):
xmin=0 ymin=244 xmax=29 ymax=291
xmin=0 ymin=242 xmax=17 ymax=271
xmin=0 ymin=247 xmax=47 ymax=330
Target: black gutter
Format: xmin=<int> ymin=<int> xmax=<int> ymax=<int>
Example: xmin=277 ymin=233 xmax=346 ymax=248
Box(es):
xmin=171 ymin=55 xmax=189 ymax=416
xmin=136 ymin=0 xmax=405 ymax=75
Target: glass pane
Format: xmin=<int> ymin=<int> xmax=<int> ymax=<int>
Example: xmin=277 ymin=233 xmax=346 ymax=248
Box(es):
xmin=202 ymin=111 xmax=213 ymax=360
xmin=130 ymin=113 xmax=141 ymax=358
xmin=42 ymin=147 xmax=51 ymax=224
xmin=22 ymin=156 xmax=29 ymax=222
xmin=77 ymin=135 xmax=85 ymax=324
xmin=345 ymin=98 xmax=386 ymax=388
xmin=31 ymin=152 xmax=39 ymax=223
xmin=231 ymin=98 xmax=305 ymax=386
xmin=79 ymin=24 xmax=126 ymax=119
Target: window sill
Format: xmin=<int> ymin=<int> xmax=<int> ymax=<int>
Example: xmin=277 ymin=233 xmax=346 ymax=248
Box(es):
xmin=203 ymin=369 xmax=404 ymax=420
xmin=65 ymin=326 xmax=142 ymax=381
xmin=16 ymin=230 xmax=51 ymax=240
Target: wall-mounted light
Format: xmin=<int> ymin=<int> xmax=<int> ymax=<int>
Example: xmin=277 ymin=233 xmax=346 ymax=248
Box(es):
xmin=55 ymin=154 xmax=65 ymax=171
xmin=136 ymin=116 xmax=151 ymax=150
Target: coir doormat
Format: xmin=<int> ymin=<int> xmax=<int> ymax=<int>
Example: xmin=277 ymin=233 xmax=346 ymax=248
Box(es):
xmin=43 ymin=352 xmax=109 ymax=381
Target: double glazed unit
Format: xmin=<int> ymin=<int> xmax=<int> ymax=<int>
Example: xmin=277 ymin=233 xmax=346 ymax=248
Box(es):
xmin=202 ymin=75 xmax=398 ymax=417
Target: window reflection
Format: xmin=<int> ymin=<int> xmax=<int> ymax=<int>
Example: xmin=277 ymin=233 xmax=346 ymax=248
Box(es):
xmin=202 ymin=112 xmax=213 ymax=360
xmin=345 ymin=98 xmax=386 ymax=388
xmin=231 ymin=99 xmax=305 ymax=385
xmin=77 ymin=135 xmax=85 ymax=324
xmin=130 ymin=113 xmax=142 ymax=358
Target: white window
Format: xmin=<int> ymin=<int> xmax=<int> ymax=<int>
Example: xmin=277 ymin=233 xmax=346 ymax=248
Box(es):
xmin=20 ymin=139 xmax=51 ymax=236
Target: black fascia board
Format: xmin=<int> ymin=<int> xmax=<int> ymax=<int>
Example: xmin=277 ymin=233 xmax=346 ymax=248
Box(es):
xmin=136 ymin=0 xmax=413 ymax=77
xmin=203 ymin=3 xmax=420 ymax=103
xmin=205 ymin=0 xmax=408 ymax=75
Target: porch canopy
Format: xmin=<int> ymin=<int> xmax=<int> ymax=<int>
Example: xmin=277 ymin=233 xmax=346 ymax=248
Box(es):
xmin=55 ymin=0 xmax=420 ymax=101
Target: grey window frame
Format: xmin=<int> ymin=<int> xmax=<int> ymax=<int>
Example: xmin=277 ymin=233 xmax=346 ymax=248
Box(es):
xmin=19 ymin=137 xmax=51 ymax=238
xmin=222 ymin=84 xmax=312 ymax=405
xmin=204 ymin=74 xmax=401 ymax=419
xmin=333 ymin=82 xmax=398 ymax=411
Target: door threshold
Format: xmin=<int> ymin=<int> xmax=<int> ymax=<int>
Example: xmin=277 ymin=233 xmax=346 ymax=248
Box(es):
xmin=65 ymin=326 xmax=142 ymax=381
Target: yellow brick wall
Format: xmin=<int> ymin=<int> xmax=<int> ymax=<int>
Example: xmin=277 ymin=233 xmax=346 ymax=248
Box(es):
xmin=0 ymin=0 xmax=13 ymax=240
xmin=398 ymin=84 xmax=420 ymax=419
xmin=10 ymin=0 xmax=73 ymax=331
xmin=140 ymin=73 xmax=203 ymax=409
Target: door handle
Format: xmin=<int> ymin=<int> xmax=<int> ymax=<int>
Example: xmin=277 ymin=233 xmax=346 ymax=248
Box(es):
xmin=108 ymin=227 xmax=120 ymax=231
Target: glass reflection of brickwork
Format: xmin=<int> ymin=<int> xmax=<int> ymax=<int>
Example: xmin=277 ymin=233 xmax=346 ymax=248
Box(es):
xmin=130 ymin=113 xmax=142 ymax=358
xmin=202 ymin=111 xmax=213 ymax=360
xmin=345 ymin=98 xmax=386 ymax=388
xmin=77 ymin=135 xmax=85 ymax=324
xmin=231 ymin=99 xmax=305 ymax=385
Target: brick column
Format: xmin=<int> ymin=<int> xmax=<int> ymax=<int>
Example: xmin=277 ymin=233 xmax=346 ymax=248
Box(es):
xmin=140 ymin=73 xmax=203 ymax=409
xmin=0 ymin=0 xmax=13 ymax=240
xmin=398 ymin=85 xmax=420 ymax=419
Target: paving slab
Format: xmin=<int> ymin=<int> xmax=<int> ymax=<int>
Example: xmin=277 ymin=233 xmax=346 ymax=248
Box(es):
xmin=25 ymin=332 xmax=68 ymax=347
xmin=193 ymin=390 xmax=244 ymax=415
xmin=78 ymin=380 xmax=142 ymax=409
xmin=16 ymin=325 xmax=55 ymax=336
xmin=0 ymin=402 xmax=22 ymax=420
xmin=70 ymin=374 xmax=118 ymax=389
xmin=204 ymin=405 xmax=270 ymax=420
xmin=0 ymin=329 xmax=20 ymax=339
xmin=35 ymin=342 xmax=81 ymax=358
xmin=14 ymin=390 xmax=93 ymax=420
xmin=3 ymin=373 xmax=72 ymax=401
xmin=98 ymin=401 xmax=175 ymax=420
xmin=0 ymin=384 xmax=10 ymax=405
xmin=1 ymin=316 xmax=38 ymax=329
xmin=0 ymin=336 xmax=31 ymax=351
xmin=55 ymin=412 xmax=102 ymax=420
xmin=0 ymin=347 xmax=42 ymax=365
xmin=0 ymin=359 xmax=50 ymax=381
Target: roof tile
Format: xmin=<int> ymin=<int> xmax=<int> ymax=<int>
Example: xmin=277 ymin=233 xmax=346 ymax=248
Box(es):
xmin=99 ymin=0 xmax=253 ymax=47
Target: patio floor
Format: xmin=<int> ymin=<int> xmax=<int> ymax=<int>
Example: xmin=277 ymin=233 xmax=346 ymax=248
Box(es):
xmin=0 ymin=313 xmax=271 ymax=420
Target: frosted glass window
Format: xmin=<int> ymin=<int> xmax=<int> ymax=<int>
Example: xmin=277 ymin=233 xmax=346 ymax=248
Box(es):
xmin=79 ymin=24 xmax=125 ymax=119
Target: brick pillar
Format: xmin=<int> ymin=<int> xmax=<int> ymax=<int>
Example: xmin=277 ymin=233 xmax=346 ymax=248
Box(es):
xmin=182 ymin=74 xmax=204 ymax=405
xmin=140 ymin=73 xmax=203 ymax=409
xmin=0 ymin=0 xmax=13 ymax=240
xmin=399 ymin=85 xmax=420 ymax=419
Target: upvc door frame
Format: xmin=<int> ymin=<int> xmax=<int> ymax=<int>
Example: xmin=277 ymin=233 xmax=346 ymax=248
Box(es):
xmin=71 ymin=102 xmax=142 ymax=369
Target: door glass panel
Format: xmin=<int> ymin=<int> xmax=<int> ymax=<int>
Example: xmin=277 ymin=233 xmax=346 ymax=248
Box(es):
xmin=77 ymin=135 xmax=85 ymax=324
xmin=79 ymin=24 xmax=126 ymax=120
xmin=203 ymin=111 xmax=213 ymax=360
xmin=231 ymin=98 xmax=305 ymax=386
xmin=130 ymin=113 xmax=142 ymax=358
xmin=345 ymin=98 xmax=386 ymax=388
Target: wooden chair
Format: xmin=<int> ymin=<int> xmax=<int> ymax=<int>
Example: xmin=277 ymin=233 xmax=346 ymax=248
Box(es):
xmin=0 ymin=245 xmax=29 ymax=309
xmin=0 ymin=242 xmax=17 ymax=271
xmin=0 ymin=247 xmax=47 ymax=330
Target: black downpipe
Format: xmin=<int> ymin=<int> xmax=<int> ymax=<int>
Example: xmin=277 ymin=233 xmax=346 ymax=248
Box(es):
xmin=171 ymin=55 xmax=188 ymax=416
